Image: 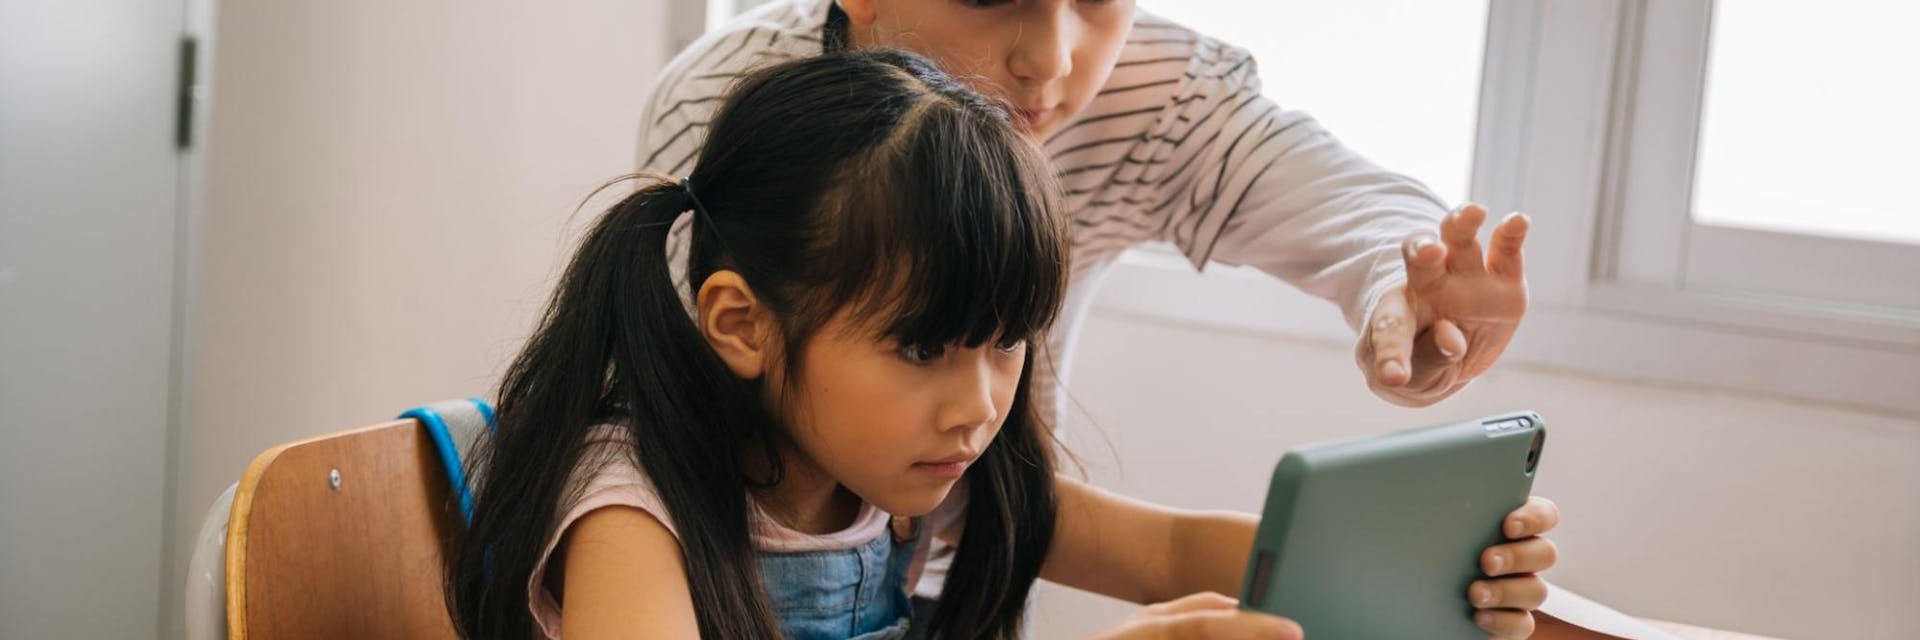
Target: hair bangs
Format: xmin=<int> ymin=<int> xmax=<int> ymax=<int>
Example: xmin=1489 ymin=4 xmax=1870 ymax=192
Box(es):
xmin=817 ymin=101 xmax=1070 ymax=351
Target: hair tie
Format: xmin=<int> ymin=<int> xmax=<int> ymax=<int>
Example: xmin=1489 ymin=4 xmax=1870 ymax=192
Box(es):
xmin=678 ymin=176 xmax=733 ymax=255
xmin=680 ymin=177 xmax=712 ymax=221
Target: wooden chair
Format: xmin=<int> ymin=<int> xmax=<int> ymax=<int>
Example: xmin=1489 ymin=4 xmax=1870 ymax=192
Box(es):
xmin=186 ymin=400 xmax=492 ymax=640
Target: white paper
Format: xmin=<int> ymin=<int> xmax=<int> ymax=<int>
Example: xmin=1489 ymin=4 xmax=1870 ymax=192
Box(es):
xmin=1539 ymin=581 xmax=1684 ymax=640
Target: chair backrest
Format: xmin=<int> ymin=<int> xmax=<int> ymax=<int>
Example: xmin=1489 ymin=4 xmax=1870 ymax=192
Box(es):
xmin=398 ymin=397 xmax=496 ymax=523
xmin=223 ymin=418 xmax=464 ymax=640
xmin=185 ymin=482 xmax=238 ymax=640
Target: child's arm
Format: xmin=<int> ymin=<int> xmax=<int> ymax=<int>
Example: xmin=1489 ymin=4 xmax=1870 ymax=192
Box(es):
xmin=558 ymin=506 xmax=701 ymax=638
xmin=1040 ymin=475 xmax=1563 ymax=639
xmin=1037 ymin=474 xmax=1253 ymax=603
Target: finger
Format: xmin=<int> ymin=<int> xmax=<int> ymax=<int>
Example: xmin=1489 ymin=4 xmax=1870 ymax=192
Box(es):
xmin=1442 ymin=204 xmax=1489 ymax=274
xmin=1140 ymin=592 xmax=1239 ymax=616
xmin=1505 ymin=496 xmax=1561 ymax=539
xmin=1482 ymin=536 xmax=1559 ymax=576
xmin=1469 ymin=575 xmax=1549 ymax=611
xmin=1385 ymin=330 xmax=1461 ymax=403
xmin=1431 ymin=318 xmax=1467 ymax=361
xmin=1402 ymin=232 xmax=1448 ymax=295
xmin=1487 ymin=212 xmax=1530 ymax=280
xmin=1367 ymin=289 xmax=1417 ymax=386
xmin=1150 ymin=609 xmax=1304 ymax=640
xmin=1474 ymin=609 xmax=1537 ymax=640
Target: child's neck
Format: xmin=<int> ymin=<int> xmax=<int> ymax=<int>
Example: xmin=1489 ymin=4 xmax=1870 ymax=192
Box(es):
xmin=756 ymin=447 xmax=863 ymax=535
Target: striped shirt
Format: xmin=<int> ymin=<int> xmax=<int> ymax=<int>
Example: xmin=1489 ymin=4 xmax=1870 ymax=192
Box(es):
xmin=639 ymin=0 xmax=1448 ymax=425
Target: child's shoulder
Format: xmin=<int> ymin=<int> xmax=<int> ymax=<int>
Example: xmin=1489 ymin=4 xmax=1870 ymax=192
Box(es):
xmin=1111 ymin=10 xmax=1259 ymax=91
xmin=528 ymin=423 xmax=682 ymax=638
xmin=641 ymin=0 xmax=831 ymax=169
xmin=1048 ymin=12 xmax=1263 ymax=169
xmin=561 ymin=424 xmax=675 ymax=534
xmin=654 ymin=0 xmax=831 ymax=97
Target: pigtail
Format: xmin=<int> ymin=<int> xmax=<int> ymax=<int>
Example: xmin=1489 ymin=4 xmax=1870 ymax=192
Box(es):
xmin=449 ymin=178 xmax=782 ymax=639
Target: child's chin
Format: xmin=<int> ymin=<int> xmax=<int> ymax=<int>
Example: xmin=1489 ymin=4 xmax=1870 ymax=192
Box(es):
xmin=875 ymin=484 xmax=955 ymax=518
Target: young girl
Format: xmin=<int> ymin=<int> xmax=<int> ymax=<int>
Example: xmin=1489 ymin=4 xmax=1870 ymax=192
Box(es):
xmin=450 ymin=50 xmax=1558 ymax=640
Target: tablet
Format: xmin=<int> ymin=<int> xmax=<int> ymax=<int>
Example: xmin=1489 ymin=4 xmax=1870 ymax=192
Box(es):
xmin=1237 ymin=411 xmax=1546 ymax=638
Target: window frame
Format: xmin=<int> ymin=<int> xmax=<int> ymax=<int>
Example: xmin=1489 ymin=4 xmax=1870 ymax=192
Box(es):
xmin=1596 ymin=0 xmax=1920 ymax=341
xmin=1107 ymin=0 xmax=1920 ymax=415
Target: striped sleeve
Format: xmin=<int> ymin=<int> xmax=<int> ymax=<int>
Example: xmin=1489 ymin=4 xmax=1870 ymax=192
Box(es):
xmin=1051 ymin=16 xmax=1451 ymax=331
xmin=637 ymin=0 xmax=827 ymax=174
xmin=639 ymin=28 xmax=810 ymax=176
xmin=1166 ymin=51 xmax=1447 ymax=329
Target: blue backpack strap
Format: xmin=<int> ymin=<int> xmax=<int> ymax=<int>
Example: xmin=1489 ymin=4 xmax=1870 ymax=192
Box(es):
xmin=398 ymin=397 xmax=497 ymax=524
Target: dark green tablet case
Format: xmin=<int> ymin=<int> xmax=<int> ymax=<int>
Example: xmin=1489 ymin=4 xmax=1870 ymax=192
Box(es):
xmin=1238 ymin=412 xmax=1546 ymax=638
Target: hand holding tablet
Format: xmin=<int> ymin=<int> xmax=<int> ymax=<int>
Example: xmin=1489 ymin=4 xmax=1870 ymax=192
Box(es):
xmin=1239 ymin=412 xmax=1556 ymax=639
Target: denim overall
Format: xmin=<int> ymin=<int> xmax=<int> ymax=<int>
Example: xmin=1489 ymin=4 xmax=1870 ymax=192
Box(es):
xmin=757 ymin=521 xmax=922 ymax=639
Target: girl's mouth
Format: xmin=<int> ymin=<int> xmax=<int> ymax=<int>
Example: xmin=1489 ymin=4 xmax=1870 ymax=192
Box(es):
xmin=912 ymin=460 xmax=970 ymax=479
xmin=913 ymin=451 xmax=978 ymax=479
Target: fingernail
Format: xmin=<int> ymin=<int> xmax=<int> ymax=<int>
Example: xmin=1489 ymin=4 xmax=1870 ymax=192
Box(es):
xmin=1489 ymin=553 xmax=1507 ymax=574
xmin=1383 ymin=361 xmax=1406 ymax=380
xmin=1439 ymin=344 xmax=1457 ymax=358
xmin=1510 ymin=520 xmax=1526 ymax=537
xmin=1473 ymin=584 xmax=1495 ymax=606
xmin=1477 ymin=611 xmax=1495 ymax=628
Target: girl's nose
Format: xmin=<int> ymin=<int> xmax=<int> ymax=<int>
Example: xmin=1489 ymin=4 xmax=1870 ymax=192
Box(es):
xmin=940 ymin=351 xmax=1002 ymax=433
xmin=1008 ymin=4 xmax=1075 ymax=86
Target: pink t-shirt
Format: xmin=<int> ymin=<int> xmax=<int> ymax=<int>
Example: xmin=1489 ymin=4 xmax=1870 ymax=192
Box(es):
xmin=526 ymin=425 xmax=965 ymax=639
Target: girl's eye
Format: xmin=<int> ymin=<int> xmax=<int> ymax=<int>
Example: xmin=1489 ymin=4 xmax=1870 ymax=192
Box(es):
xmin=995 ymin=337 xmax=1026 ymax=353
xmin=900 ymin=344 xmax=945 ymax=364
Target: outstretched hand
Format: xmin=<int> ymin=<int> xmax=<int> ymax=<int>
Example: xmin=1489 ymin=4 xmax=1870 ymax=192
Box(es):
xmin=1358 ymin=204 xmax=1530 ymax=406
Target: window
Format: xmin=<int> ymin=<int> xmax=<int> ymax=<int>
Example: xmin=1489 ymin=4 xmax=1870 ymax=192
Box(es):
xmin=1119 ymin=0 xmax=1920 ymax=414
xmin=1142 ymin=0 xmax=1487 ymax=204
xmin=1692 ymin=1 xmax=1920 ymax=246
xmin=1599 ymin=0 xmax=1920 ymax=339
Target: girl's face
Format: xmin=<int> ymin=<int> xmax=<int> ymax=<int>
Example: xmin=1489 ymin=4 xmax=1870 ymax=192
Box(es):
xmin=771 ymin=309 xmax=1028 ymax=518
xmin=844 ymin=0 xmax=1136 ymax=138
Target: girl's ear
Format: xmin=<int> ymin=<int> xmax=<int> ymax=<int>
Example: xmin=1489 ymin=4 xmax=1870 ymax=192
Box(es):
xmin=838 ymin=0 xmax=878 ymax=25
xmin=696 ymin=271 xmax=775 ymax=380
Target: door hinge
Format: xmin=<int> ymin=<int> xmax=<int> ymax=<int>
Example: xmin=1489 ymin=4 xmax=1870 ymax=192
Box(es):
xmin=175 ymin=36 xmax=197 ymax=151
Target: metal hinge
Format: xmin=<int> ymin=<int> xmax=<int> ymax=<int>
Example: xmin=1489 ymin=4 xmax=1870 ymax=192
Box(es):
xmin=175 ymin=36 xmax=197 ymax=150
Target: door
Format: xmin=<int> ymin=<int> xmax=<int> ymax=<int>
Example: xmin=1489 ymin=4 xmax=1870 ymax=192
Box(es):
xmin=0 ymin=0 xmax=189 ymax=637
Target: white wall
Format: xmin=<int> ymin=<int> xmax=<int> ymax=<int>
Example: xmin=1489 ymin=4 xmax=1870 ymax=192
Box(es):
xmin=1030 ymin=306 xmax=1920 ymax=640
xmin=162 ymin=2 xmax=671 ymax=637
